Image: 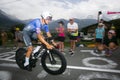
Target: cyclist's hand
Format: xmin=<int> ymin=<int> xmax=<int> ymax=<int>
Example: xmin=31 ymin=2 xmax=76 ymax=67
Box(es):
xmin=52 ymin=42 xmax=57 ymax=47
xmin=46 ymin=44 xmax=54 ymax=50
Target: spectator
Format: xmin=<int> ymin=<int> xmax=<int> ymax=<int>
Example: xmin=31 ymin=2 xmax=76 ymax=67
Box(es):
xmin=11 ymin=27 xmax=17 ymax=49
xmin=67 ymin=18 xmax=78 ymax=55
xmin=103 ymin=31 xmax=118 ymax=56
xmin=108 ymin=25 xmax=116 ymax=36
xmin=1 ymin=30 xmax=8 ymax=47
xmin=56 ymin=21 xmax=65 ymax=53
xmin=15 ymin=27 xmax=23 ymax=50
xmin=94 ymin=23 xmax=105 ymax=53
xmin=99 ymin=19 xmax=107 ymax=29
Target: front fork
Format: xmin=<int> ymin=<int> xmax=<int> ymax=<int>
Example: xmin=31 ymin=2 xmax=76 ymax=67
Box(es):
xmin=47 ymin=50 xmax=56 ymax=64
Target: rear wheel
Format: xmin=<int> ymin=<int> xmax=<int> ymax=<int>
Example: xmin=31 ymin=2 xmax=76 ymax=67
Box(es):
xmin=15 ymin=48 xmax=26 ymax=69
xmin=41 ymin=49 xmax=67 ymax=75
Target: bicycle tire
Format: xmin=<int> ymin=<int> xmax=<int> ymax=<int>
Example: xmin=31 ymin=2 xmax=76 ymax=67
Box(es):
xmin=15 ymin=48 xmax=26 ymax=69
xmin=41 ymin=49 xmax=67 ymax=75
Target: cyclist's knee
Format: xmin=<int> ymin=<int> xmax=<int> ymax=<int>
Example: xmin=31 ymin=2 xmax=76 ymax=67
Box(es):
xmin=28 ymin=46 xmax=33 ymax=52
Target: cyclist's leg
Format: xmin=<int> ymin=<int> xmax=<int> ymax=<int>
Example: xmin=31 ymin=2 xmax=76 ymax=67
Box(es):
xmin=25 ymin=46 xmax=33 ymax=65
xmin=23 ymin=31 xmax=33 ymax=67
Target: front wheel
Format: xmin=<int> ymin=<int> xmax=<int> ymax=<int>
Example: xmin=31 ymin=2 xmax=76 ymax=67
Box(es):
xmin=41 ymin=49 xmax=67 ymax=75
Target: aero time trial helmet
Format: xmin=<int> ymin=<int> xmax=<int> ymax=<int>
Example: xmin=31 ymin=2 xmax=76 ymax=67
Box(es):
xmin=41 ymin=11 xmax=52 ymax=21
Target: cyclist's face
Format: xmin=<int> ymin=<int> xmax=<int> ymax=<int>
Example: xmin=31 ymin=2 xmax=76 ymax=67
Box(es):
xmin=44 ymin=17 xmax=52 ymax=24
xmin=44 ymin=19 xmax=50 ymax=24
xmin=47 ymin=16 xmax=52 ymax=21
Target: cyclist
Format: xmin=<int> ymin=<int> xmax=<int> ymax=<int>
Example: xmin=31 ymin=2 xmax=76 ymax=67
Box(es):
xmin=23 ymin=11 xmax=55 ymax=71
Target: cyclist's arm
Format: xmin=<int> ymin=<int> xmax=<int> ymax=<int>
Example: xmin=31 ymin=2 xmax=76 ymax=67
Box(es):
xmin=46 ymin=30 xmax=57 ymax=46
xmin=43 ymin=24 xmax=56 ymax=46
xmin=46 ymin=32 xmax=52 ymax=37
xmin=37 ymin=33 xmax=50 ymax=46
xmin=43 ymin=24 xmax=52 ymax=38
xmin=46 ymin=32 xmax=56 ymax=45
xmin=35 ymin=20 xmax=50 ymax=46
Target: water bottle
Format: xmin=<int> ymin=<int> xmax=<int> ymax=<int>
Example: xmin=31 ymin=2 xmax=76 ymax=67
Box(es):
xmin=32 ymin=46 xmax=41 ymax=59
xmin=33 ymin=46 xmax=41 ymax=54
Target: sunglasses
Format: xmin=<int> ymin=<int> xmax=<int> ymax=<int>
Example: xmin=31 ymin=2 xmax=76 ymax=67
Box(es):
xmin=46 ymin=16 xmax=52 ymax=21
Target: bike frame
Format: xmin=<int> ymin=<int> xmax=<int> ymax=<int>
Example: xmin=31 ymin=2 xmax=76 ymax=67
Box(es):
xmin=32 ymin=44 xmax=56 ymax=64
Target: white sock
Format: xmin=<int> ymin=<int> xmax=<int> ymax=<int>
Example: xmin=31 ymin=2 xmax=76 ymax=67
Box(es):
xmin=24 ymin=57 xmax=29 ymax=66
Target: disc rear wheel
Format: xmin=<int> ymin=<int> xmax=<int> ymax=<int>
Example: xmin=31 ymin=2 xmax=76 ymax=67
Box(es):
xmin=15 ymin=48 xmax=26 ymax=69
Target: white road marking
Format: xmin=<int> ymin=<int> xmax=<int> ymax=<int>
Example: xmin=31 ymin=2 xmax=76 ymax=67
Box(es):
xmin=0 ymin=63 xmax=18 ymax=68
xmin=42 ymin=64 xmax=120 ymax=74
xmin=0 ymin=62 xmax=120 ymax=74
xmin=80 ymin=50 xmax=92 ymax=53
xmin=0 ymin=53 xmax=9 ymax=56
xmin=68 ymin=66 xmax=120 ymax=74
xmin=37 ymin=70 xmax=48 ymax=79
xmin=6 ymin=55 xmax=15 ymax=59
xmin=0 ymin=51 xmax=15 ymax=62
xmin=0 ymin=52 xmax=15 ymax=57
xmin=78 ymin=72 xmax=120 ymax=80
xmin=62 ymin=69 xmax=71 ymax=75
xmin=0 ymin=50 xmax=120 ymax=75
xmin=82 ymin=57 xmax=118 ymax=69
xmin=0 ymin=58 xmax=15 ymax=62
xmin=37 ymin=68 xmax=71 ymax=79
xmin=0 ymin=71 xmax=12 ymax=80
xmin=80 ymin=50 xmax=105 ymax=56
xmin=0 ymin=51 xmax=15 ymax=54
xmin=0 ymin=54 xmax=11 ymax=57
